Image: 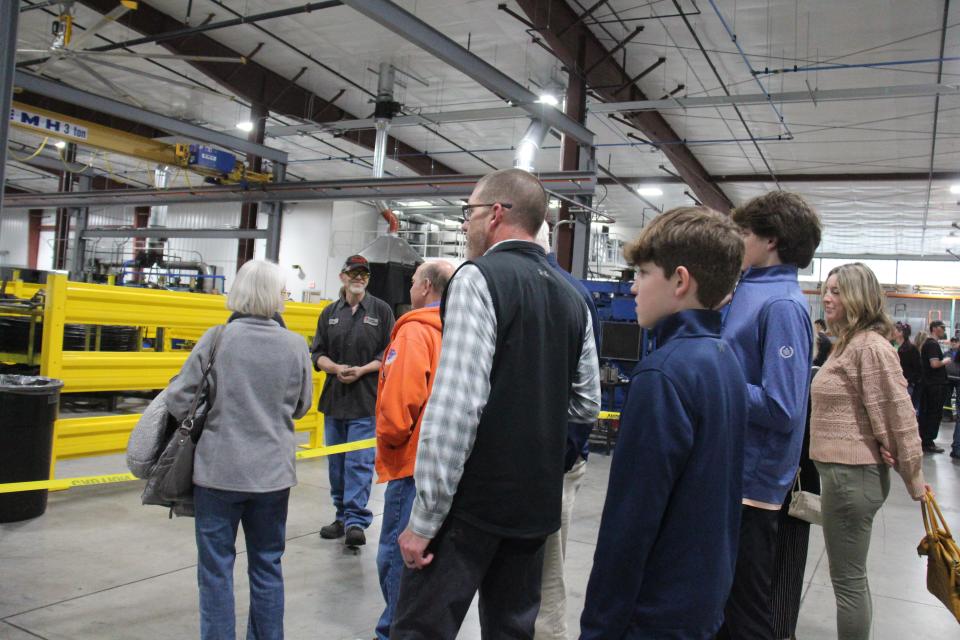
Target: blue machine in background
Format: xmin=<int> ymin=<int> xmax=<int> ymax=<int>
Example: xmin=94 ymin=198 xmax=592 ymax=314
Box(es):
xmin=188 ymin=144 xmax=237 ymax=175
xmin=581 ymin=278 xmax=651 ymax=416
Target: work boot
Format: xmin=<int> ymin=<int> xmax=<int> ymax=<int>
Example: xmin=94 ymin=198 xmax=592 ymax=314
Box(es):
xmin=345 ymin=526 xmax=366 ymax=547
xmin=320 ymin=520 xmax=344 ymax=539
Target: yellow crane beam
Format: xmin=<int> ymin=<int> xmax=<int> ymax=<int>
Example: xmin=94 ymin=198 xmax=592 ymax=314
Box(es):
xmin=9 ymin=101 xmax=271 ymax=184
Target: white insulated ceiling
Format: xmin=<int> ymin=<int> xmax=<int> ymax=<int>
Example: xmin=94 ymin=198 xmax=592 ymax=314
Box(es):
xmin=8 ymin=0 xmax=960 ymax=257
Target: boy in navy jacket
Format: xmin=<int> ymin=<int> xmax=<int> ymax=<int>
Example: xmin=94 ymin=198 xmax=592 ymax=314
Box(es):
xmin=718 ymin=191 xmax=821 ymax=640
xmin=580 ymin=207 xmax=748 ymax=639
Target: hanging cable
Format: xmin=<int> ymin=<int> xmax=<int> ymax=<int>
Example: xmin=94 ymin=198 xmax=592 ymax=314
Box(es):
xmin=7 ymin=137 xmax=50 ymax=162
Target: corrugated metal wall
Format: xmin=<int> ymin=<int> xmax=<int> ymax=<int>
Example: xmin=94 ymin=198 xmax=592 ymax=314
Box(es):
xmin=163 ymin=204 xmax=246 ymax=287
xmin=0 ymin=210 xmax=29 ymax=266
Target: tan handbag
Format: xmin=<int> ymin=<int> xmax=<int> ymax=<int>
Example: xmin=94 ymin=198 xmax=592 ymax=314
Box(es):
xmin=788 ymin=473 xmax=822 ymax=526
xmin=917 ymin=492 xmax=960 ymax=623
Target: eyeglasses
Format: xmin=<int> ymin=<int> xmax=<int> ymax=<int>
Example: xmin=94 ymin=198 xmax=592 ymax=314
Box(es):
xmin=461 ymin=202 xmax=513 ymax=222
xmin=344 ymin=270 xmax=370 ymax=281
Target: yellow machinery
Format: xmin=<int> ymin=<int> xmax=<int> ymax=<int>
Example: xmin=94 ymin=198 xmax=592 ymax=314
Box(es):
xmin=2 ymin=274 xmax=328 ymax=473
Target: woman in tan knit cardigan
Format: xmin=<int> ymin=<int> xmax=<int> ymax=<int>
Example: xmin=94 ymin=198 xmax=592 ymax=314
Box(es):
xmin=810 ymin=262 xmax=931 ymax=640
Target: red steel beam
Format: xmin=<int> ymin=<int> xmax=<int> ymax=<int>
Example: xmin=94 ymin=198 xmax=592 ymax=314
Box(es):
xmin=515 ymin=0 xmax=732 ymax=212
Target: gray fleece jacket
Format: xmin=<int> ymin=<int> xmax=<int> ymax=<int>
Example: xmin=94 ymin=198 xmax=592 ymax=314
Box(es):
xmin=166 ymin=316 xmax=313 ymax=493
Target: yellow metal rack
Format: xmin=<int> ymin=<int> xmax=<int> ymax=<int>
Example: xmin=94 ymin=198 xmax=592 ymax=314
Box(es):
xmin=28 ymin=274 xmax=329 ymax=474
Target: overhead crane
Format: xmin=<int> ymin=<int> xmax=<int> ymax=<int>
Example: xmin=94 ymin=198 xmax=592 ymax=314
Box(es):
xmin=9 ymin=101 xmax=272 ymax=185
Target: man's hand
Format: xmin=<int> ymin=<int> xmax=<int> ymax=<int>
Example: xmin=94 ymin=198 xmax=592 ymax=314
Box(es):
xmin=337 ymin=367 xmax=361 ymax=384
xmin=398 ymin=528 xmax=434 ymax=570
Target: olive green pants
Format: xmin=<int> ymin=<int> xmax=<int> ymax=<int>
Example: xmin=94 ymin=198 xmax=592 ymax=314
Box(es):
xmin=815 ymin=462 xmax=890 ymax=640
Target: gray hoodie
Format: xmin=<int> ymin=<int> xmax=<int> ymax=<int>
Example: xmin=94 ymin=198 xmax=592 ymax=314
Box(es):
xmin=166 ymin=316 xmax=313 ymax=492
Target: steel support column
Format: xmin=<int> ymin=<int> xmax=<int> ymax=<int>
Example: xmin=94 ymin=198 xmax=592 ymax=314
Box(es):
xmin=265 ymin=163 xmax=285 ymax=262
xmin=27 ymin=209 xmax=43 ymax=269
xmin=0 ymin=0 xmax=20 ymax=221
xmin=53 ymin=143 xmax=76 ymax=270
xmin=70 ymin=174 xmax=92 ymax=273
xmin=340 ymin=0 xmax=594 ymax=146
xmin=238 ymin=101 xmax=268 ymax=267
xmin=557 ymin=32 xmax=592 ymax=279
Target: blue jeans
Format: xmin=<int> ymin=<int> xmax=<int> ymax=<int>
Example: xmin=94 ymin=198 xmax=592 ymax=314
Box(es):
xmin=375 ymin=476 xmax=417 ymax=640
xmin=324 ymin=416 xmax=375 ymax=529
xmin=194 ymin=486 xmax=289 ymax=640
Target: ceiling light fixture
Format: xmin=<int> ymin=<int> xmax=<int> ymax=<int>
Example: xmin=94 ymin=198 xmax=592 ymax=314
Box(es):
xmin=636 ymin=186 xmax=663 ymax=197
xmin=536 ymin=93 xmax=560 ymax=107
xmin=54 ymin=140 xmax=66 ymax=149
xmin=950 ymin=184 xmax=960 ymax=195
xmin=236 ymin=121 xmax=254 ymax=132
xmin=399 ymin=200 xmax=433 ymax=207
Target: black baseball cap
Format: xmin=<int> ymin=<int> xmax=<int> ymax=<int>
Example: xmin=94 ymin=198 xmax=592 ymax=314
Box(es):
xmin=930 ymin=320 xmax=946 ymax=330
xmin=341 ymin=255 xmax=370 ymax=273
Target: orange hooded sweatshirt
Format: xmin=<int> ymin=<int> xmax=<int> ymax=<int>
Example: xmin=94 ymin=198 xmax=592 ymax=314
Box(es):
xmin=374 ymin=304 xmax=442 ymax=483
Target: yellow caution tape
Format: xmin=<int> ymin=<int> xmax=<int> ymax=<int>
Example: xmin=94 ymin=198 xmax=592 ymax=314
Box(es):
xmin=0 ymin=419 xmax=626 ymax=494
xmin=0 ymin=473 xmax=138 ymax=494
xmin=0 ymin=439 xmax=379 ymax=494
xmin=295 ymin=438 xmax=377 ymax=461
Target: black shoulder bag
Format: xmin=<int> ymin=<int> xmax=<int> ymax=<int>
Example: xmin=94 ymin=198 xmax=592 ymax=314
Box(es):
xmin=142 ymin=326 xmax=224 ymax=517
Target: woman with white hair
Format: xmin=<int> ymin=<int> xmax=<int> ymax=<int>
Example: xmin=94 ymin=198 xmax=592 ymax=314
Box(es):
xmin=166 ymin=259 xmax=313 ymax=640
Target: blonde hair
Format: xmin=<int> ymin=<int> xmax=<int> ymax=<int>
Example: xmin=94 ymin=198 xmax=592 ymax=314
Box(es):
xmin=914 ymin=330 xmax=929 ymax=350
xmin=227 ymin=260 xmax=285 ymax=318
xmin=822 ymin=262 xmax=892 ymax=354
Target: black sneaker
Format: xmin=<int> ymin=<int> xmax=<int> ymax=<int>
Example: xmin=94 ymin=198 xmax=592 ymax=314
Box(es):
xmin=344 ymin=526 xmax=366 ymax=547
xmin=922 ymin=442 xmax=945 ymax=454
xmin=319 ymin=520 xmax=344 ymax=539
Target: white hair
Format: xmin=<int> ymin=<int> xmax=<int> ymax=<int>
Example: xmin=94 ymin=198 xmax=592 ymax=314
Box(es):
xmin=534 ymin=221 xmax=551 ymax=252
xmin=227 ymin=260 xmax=285 ymax=317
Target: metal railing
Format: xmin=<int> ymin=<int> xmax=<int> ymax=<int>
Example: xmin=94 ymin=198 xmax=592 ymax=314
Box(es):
xmin=21 ymin=274 xmax=331 ymax=475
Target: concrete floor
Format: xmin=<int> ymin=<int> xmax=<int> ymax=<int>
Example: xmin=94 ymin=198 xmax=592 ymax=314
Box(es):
xmin=1 ymin=427 xmax=959 ymax=640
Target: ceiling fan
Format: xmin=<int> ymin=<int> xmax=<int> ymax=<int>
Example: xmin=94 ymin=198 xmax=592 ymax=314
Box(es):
xmin=17 ymin=1 xmax=245 ymax=105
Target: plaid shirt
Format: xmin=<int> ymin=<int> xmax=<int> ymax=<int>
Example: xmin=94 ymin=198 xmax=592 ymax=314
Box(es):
xmin=408 ymin=259 xmax=601 ymax=538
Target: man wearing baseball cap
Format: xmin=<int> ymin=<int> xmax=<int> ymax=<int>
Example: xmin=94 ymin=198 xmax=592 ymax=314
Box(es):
xmin=311 ymin=254 xmax=395 ymax=546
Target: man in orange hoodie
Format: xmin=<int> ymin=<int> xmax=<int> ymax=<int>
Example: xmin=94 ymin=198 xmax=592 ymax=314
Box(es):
xmin=374 ymin=259 xmax=454 ymax=640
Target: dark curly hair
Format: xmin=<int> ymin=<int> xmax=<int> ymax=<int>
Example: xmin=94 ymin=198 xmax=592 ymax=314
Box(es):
xmin=732 ymin=191 xmax=822 ymax=268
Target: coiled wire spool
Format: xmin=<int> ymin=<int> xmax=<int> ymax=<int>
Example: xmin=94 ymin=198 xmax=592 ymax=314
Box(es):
xmin=0 ymin=318 xmax=140 ymax=353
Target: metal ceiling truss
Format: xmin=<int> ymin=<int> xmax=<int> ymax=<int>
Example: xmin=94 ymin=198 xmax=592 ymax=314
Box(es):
xmin=339 ymin=0 xmax=594 ymax=147
xmin=16 ymin=71 xmax=289 ymax=165
xmin=82 ymin=227 xmax=269 ymax=239
xmin=600 ymin=171 xmax=960 ymax=185
xmin=589 ymin=84 xmax=960 ymax=113
xmin=4 ymin=171 xmax=597 ymax=209
xmin=279 ymin=83 xmax=960 ymax=140
xmin=73 ymin=0 xmax=461 ymax=177
xmin=513 ymin=0 xmax=732 ymax=212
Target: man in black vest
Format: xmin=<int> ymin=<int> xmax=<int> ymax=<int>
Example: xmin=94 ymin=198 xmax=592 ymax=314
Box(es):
xmin=391 ymin=169 xmax=601 ymax=639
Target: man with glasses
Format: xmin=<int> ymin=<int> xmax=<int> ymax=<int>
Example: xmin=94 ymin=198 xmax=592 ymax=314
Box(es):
xmin=311 ymin=254 xmax=395 ymax=547
xmin=391 ymin=169 xmax=600 ymax=638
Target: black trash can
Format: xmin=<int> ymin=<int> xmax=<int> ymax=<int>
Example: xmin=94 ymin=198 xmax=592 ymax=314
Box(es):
xmin=0 ymin=375 xmax=63 ymax=523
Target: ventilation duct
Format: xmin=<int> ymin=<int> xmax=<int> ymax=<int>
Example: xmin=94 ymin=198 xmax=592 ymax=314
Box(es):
xmin=514 ymin=119 xmax=549 ymax=172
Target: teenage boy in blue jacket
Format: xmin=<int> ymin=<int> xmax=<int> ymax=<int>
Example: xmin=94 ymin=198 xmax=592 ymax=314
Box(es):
xmin=718 ymin=191 xmax=822 ymax=640
xmin=581 ymin=207 xmax=748 ymax=639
